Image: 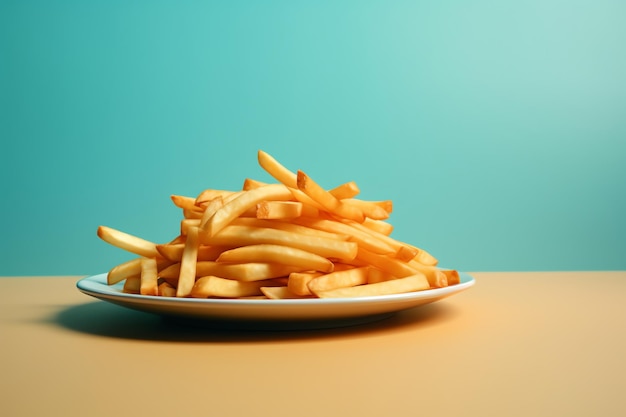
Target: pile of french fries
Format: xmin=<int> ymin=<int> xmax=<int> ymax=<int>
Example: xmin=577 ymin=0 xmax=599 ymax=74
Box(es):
xmin=97 ymin=150 xmax=460 ymax=299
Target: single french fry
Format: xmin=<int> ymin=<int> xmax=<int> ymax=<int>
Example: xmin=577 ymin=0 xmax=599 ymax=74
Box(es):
xmin=343 ymin=198 xmax=392 ymax=213
xmin=315 ymin=274 xmax=430 ymax=298
xmin=242 ymin=178 xmax=268 ymax=191
xmin=307 ymin=266 xmax=370 ymax=295
xmin=203 ymin=184 xmax=295 ymax=237
xmin=170 ymin=195 xmax=200 ymax=212
xmin=261 ymin=286 xmax=311 ymax=299
xmin=256 ymin=201 xmax=303 ymax=219
xmin=176 ymin=226 xmax=200 ymax=297
xmin=97 ymin=226 xmax=159 ymax=258
xmin=201 ymin=262 xmax=302 ymax=282
xmin=140 ymin=257 xmax=159 ymax=296
xmin=441 ymin=269 xmax=460 ymax=286
xmin=122 ymin=276 xmax=141 ymax=294
xmin=257 ymin=150 xmax=298 ymax=188
xmin=232 ymin=217 xmax=349 ymax=241
xmin=160 ymin=261 xmax=305 ymax=282
xmin=362 ymin=218 xmax=394 ymax=236
xmin=217 ymin=244 xmax=334 ymax=273
xmin=329 ymin=181 xmax=360 ymax=199
xmin=287 ymin=271 xmax=322 ymax=296
xmin=191 ymin=276 xmax=269 ymax=298
xmin=202 ymin=225 xmax=358 ymax=261
xmin=107 ymin=258 xmax=142 ymax=285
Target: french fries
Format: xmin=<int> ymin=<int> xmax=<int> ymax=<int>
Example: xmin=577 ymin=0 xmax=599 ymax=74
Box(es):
xmin=216 ymin=244 xmax=335 ymax=274
xmin=314 ymin=275 xmax=430 ymax=298
xmin=140 ymin=257 xmax=159 ymax=296
xmin=176 ymin=226 xmax=200 ymax=297
xmin=96 ymin=150 xmax=458 ymax=300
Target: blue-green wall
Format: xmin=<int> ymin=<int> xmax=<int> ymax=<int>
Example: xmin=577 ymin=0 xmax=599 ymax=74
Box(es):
xmin=2 ymin=0 xmax=625 ymax=275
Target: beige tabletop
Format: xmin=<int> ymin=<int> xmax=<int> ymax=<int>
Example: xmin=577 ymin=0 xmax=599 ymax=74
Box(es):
xmin=2 ymin=271 xmax=625 ymax=417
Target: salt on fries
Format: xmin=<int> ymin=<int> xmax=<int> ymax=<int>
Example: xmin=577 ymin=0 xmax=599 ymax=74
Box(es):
xmin=97 ymin=150 xmax=459 ymax=299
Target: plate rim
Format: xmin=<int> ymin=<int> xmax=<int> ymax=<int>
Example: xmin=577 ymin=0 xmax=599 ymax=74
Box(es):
xmin=76 ymin=272 xmax=475 ymax=327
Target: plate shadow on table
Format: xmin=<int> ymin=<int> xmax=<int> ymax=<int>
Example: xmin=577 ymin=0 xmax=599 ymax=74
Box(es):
xmin=50 ymin=300 xmax=460 ymax=343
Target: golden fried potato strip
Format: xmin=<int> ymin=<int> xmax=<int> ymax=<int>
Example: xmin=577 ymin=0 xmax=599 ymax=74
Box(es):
xmin=176 ymin=226 xmax=200 ymax=297
xmin=97 ymin=149 xmax=459 ymax=300
xmin=314 ymin=274 xmax=430 ymax=298
xmin=217 ymin=244 xmax=334 ymax=273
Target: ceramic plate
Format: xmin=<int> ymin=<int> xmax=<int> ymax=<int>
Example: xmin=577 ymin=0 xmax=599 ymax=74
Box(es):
xmin=76 ymin=272 xmax=474 ymax=328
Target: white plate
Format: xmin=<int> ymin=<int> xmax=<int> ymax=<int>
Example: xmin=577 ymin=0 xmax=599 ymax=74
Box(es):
xmin=77 ymin=273 xmax=474 ymax=329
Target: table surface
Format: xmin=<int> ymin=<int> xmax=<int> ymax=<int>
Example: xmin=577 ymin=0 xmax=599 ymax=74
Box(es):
xmin=2 ymin=271 xmax=625 ymax=417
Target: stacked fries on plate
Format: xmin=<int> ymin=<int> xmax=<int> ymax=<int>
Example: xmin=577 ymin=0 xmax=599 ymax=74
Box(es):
xmin=97 ymin=150 xmax=460 ymax=299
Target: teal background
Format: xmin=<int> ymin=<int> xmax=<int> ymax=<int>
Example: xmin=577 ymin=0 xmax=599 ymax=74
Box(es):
xmin=2 ymin=0 xmax=625 ymax=276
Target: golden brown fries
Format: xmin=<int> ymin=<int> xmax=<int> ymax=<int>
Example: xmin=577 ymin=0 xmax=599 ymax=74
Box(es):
xmin=296 ymin=170 xmax=365 ymax=223
xmin=97 ymin=226 xmax=159 ymax=259
xmin=106 ymin=258 xmax=142 ymax=285
xmin=329 ymin=181 xmax=361 ymax=199
xmin=261 ymin=286 xmax=310 ymax=299
xmin=176 ymin=226 xmax=200 ymax=297
xmin=96 ymin=150 xmax=459 ymax=299
xmin=202 ymin=225 xmax=358 ymax=260
xmin=287 ymin=272 xmax=323 ymax=296
xmin=140 ymin=257 xmax=159 ymax=296
xmin=307 ymin=267 xmax=370 ymax=295
xmin=123 ymin=276 xmax=141 ymax=294
xmin=216 ymin=244 xmax=335 ymax=274
xmin=314 ymin=275 xmax=430 ymax=298
xmin=202 ymin=184 xmax=294 ymax=237
xmin=159 ymin=261 xmax=307 ymax=282
xmin=191 ymin=276 xmax=275 ymax=298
